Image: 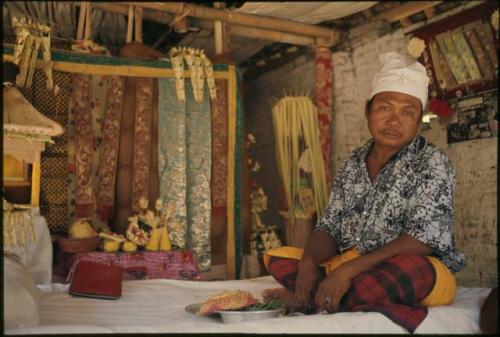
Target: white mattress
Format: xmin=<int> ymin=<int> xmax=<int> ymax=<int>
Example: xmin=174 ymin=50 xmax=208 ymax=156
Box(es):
xmin=5 ymin=276 xmax=490 ymax=334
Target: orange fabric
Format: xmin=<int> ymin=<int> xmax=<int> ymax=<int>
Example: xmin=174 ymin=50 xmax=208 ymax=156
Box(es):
xmin=263 ymin=246 xmax=456 ymax=307
xmin=420 ymin=256 xmax=456 ymax=306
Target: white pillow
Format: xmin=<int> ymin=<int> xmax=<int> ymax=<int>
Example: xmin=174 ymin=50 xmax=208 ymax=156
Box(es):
xmin=3 ymin=254 xmax=41 ymax=330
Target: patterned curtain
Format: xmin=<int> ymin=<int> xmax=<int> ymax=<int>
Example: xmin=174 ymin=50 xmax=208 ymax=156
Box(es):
xmin=314 ymin=46 xmax=333 ymax=190
xmin=158 ymin=78 xmax=212 ymax=271
xmin=67 ymin=74 xmax=118 ymax=226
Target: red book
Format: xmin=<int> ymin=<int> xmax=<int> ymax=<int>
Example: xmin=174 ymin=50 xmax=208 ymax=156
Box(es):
xmin=69 ymin=260 xmax=123 ymax=299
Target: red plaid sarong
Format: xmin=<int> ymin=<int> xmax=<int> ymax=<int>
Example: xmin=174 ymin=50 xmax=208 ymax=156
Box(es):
xmin=267 ymin=253 xmax=436 ymax=333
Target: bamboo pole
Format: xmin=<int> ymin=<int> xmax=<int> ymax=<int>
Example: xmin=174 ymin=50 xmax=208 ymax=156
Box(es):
xmin=75 ymin=3 xmax=321 ymax=46
xmin=127 ymin=5 xmax=134 ymax=43
xmin=134 ymin=6 xmax=143 ymax=42
xmin=118 ymin=2 xmax=338 ymax=43
xmin=31 ymin=160 xmax=41 ymax=207
xmin=84 ymin=2 xmax=92 ymax=40
xmin=213 ymin=2 xmax=226 ymax=55
xmin=76 ymin=2 xmax=87 ymax=40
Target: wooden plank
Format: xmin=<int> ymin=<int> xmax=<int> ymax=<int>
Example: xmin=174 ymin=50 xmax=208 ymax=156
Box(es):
xmin=375 ymin=1 xmax=443 ymax=23
xmin=118 ymin=2 xmax=338 ymax=42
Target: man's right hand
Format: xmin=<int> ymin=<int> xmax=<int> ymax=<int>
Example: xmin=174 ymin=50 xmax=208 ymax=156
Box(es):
xmin=293 ymin=255 xmax=321 ymax=307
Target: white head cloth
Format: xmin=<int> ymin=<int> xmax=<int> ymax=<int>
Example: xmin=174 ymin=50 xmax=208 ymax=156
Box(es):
xmin=369 ymin=51 xmax=430 ymax=108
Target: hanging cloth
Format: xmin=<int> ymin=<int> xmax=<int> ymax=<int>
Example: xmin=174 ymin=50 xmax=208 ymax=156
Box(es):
xmin=96 ymin=76 xmax=125 ymax=221
xmin=131 ymin=77 xmax=154 ymax=214
xmin=158 ymin=78 xmax=212 ymax=271
xmin=71 ymin=74 xmax=94 ymax=217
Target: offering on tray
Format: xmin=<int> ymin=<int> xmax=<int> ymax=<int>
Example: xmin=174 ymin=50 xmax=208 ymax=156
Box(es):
xmin=198 ymin=289 xmax=258 ymax=315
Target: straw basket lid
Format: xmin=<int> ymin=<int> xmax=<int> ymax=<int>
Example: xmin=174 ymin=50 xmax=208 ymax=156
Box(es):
xmin=57 ymin=236 xmax=100 ymax=253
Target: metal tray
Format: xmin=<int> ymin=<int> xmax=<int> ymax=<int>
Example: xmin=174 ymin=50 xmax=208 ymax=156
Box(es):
xmin=185 ymin=303 xmax=282 ymax=324
xmin=218 ymin=308 xmax=281 ymax=324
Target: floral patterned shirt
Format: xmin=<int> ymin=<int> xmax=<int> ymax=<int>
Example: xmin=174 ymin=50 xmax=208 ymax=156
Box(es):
xmin=315 ymin=135 xmax=465 ymax=273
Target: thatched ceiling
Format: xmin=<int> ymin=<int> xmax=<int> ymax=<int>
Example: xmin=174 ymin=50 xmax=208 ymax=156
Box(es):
xmin=2 ymin=1 xmax=470 ymax=81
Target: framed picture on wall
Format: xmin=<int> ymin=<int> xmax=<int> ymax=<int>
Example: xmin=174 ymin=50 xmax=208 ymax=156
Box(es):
xmin=447 ymin=89 xmax=498 ymax=143
xmin=410 ymin=2 xmax=498 ymax=101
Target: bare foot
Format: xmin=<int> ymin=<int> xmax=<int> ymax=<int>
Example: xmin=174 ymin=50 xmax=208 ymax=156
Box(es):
xmin=261 ymin=287 xmax=294 ymax=303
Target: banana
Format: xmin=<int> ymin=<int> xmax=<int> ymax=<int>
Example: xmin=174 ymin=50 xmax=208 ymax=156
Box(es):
xmin=103 ymin=239 xmax=120 ymax=252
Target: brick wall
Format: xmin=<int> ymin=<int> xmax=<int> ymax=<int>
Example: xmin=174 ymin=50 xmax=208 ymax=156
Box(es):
xmin=244 ymin=20 xmax=497 ymax=288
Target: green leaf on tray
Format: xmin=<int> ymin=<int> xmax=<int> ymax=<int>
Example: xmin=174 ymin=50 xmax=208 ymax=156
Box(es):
xmin=247 ymin=299 xmax=286 ymax=311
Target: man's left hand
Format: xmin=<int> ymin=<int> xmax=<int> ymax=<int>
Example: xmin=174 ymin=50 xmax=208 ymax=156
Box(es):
xmin=314 ymin=265 xmax=353 ymax=312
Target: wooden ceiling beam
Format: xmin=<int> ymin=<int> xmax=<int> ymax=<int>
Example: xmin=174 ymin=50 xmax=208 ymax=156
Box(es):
xmin=117 ymin=2 xmax=340 ymax=45
xmin=375 ymin=1 xmax=443 ymax=23
xmin=76 ymin=2 xmax=318 ymax=46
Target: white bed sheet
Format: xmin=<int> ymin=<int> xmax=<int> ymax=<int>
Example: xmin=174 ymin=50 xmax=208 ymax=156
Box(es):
xmin=5 ymin=276 xmax=490 ymax=334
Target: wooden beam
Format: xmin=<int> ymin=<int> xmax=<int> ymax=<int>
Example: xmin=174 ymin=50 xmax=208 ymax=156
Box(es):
xmin=118 ymin=2 xmax=338 ymax=43
xmin=375 ymin=1 xmax=443 ymax=23
xmin=3 ymin=49 xmax=231 ymax=79
xmin=229 ymin=25 xmax=315 ymax=45
xmin=76 ymin=2 xmax=321 ymax=46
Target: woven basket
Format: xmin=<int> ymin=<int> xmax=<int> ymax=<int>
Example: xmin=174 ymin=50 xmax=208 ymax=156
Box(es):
xmin=57 ymin=236 xmax=100 ymax=253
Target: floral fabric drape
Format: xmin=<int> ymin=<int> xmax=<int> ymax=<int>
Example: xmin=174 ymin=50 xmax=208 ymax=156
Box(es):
xmin=68 ymin=74 xmax=115 ymax=223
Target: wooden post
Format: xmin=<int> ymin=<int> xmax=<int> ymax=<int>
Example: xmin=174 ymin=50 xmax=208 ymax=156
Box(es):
xmin=76 ymin=2 xmax=87 ymax=40
xmin=84 ymin=2 xmax=92 ymax=40
xmin=31 ymin=160 xmax=41 ymax=207
xmin=424 ymin=7 xmax=436 ymax=19
xmin=213 ymin=2 xmax=228 ymax=56
xmin=127 ymin=6 xmax=134 ymax=43
xmin=135 ymin=6 xmax=143 ymax=42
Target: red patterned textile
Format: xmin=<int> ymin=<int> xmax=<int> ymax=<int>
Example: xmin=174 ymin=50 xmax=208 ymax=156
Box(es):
xmin=97 ymin=76 xmax=125 ymax=221
xmin=72 ymin=74 xmax=94 ymax=217
xmin=211 ymin=79 xmax=228 ymax=208
xmin=131 ymin=77 xmax=153 ymax=213
xmin=341 ymin=254 xmax=435 ymax=333
xmin=314 ymin=46 xmax=333 ymax=190
xmin=266 ymin=254 xmax=435 ymax=333
xmin=66 ymin=250 xmax=202 ymax=282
